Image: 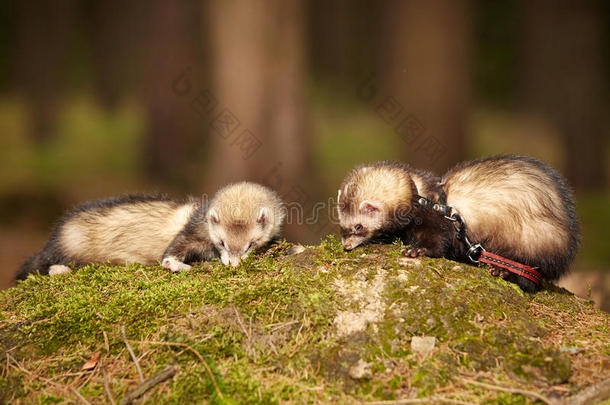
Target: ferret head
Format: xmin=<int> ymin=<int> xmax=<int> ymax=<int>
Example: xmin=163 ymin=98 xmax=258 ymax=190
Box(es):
xmin=337 ymin=164 xmax=416 ymax=250
xmin=207 ymin=182 xmax=285 ymax=267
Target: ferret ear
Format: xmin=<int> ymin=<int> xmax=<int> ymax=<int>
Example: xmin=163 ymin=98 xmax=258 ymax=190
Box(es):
xmin=257 ymin=207 xmax=270 ymax=226
xmin=359 ymin=200 xmax=383 ymax=213
xmin=208 ymin=208 xmax=220 ymax=224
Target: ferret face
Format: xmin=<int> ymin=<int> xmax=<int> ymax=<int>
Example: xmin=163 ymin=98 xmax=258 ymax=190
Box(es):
xmin=206 ymin=182 xmax=285 ymax=267
xmin=337 ymin=164 xmax=417 ymax=251
xmin=337 ymin=189 xmax=386 ymax=250
xmin=207 ymin=206 xmax=275 ymax=267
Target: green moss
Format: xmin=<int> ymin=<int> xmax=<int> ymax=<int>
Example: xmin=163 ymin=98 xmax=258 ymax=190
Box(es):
xmin=412 ymin=353 xmax=457 ymax=396
xmin=1 ymin=241 xmax=608 ymax=403
xmin=483 ymin=392 xmax=529 ymax=405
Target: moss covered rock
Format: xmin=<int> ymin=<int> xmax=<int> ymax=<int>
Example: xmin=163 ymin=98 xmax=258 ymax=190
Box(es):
xmin=1 ymin=237 xmax=608 ymax=404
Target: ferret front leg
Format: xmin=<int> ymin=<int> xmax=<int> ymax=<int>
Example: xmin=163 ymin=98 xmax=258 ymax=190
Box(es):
xmin=403 ymin=221 xmax=450 ymax=258
xmin=162 ymin=232 xmax=194 ymax=272
xmin=162 ymin=230 xmax=215 ymax=272
xmin=162 ymin=256 xmax=192 ymax=272
xmin=487 ymin=264 xmax=510 ymax=279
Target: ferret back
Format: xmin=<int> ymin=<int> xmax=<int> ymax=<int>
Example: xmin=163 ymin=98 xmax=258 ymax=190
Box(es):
xmin=443 ymin=155 xmax=580 ymax=280
xmin=59 ymin=196 xmax=198 ymax=265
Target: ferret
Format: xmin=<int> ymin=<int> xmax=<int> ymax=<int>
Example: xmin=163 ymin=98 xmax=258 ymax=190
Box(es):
xmin=16 ymin=194 xmax=212 ymax=278
xmin=337 ymin=157 xmax=579 ymax=293
xmin=441 ymin=155 xmax=580 ymax=292
xmin=192 ymin=181 xmax=285 ymax=267
xmin=337 ymin=161 xmax=449 ymax=254
xmin=16 ymin=182 xmax=285 ymax=279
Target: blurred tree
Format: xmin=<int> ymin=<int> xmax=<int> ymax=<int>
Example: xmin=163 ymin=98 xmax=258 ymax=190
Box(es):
xmin=380 ymin=0 xmax=473 ymax=174
xmin=206 ymin=0 xmax=271 ymax=184
xmin=13 ymin=0 xmax=75 ymax=141
xmin=519 ymin=0 xmax=607 ymax=190
xmin=308 ymin=0 xmax=381 ymax=89
xmin=473 ymin=0 xmax=519 ymax=106
xmin=0 ymin=2 xmax=11 ymax=91
xmin=139 ymin=0 xmax=203 ymax=187
xmin=206 ymin=0 xmax=316 ymax=241
xmin=90 ymin=1 xmax=146 ymax=110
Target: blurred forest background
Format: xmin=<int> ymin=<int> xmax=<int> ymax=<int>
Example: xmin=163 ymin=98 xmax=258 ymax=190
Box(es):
xmin=0 ymin=0 xmax=608 ymax=308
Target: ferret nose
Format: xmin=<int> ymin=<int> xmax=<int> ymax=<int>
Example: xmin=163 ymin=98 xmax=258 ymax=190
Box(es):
xmin=229 ymin=257 xmax=241 ymax=267
xmin=342 ymin=241 xmax=353 ymax=251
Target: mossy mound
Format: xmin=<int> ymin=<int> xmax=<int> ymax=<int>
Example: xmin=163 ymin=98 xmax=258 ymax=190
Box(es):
xmin=1 ymin=237 xmax=608 ymax=404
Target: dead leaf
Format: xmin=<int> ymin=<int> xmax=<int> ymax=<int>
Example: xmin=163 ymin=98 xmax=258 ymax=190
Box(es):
xmin=81 ymin=351 xmax=101 ymax=371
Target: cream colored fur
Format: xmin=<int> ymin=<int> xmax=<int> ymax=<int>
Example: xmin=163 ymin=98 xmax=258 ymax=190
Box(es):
xmin=444 ymin=162 xmax=569 ymax=258
xmin=340 ymin=166 xmax=414 ymax=212
xmin=338 ymin=165 xmax=416 ymax=250
xmin=207 ymin=182 xmax=285 ymax=267
xmin=60 ymin=201 xmax=197 ymax=265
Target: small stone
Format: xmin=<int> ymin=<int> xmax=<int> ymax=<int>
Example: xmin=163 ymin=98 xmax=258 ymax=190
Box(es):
xmin=411 ymin=336 xmax=436 ymax=354
xmin=398 ymin=258 xmax=422 ymax=267
xmin=286 ymin=244 xmax=306 ymax=255
xmin=560 ymin=346 xmax=584 ymax=355
xmin=348 ymin=358 xmax=371 ymax=379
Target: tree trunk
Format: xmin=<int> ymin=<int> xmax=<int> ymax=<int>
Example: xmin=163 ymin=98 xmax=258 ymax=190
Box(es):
xmin=90 ymin=1 xmax=147 ymax=110
xmin=519 ymin=0 xmax=607 ymax=190
xmin=140 ymin=0 xmax=200 ymax=186
xmin=381 ymin=0 xmax=472 ymax=174
xmin=206 ymin=0 xmax=315 ymax=242
xmin=205 ymin=0 xmax=271 ymax=186
xmin=13 ymin=0 xmax=75 ymax=142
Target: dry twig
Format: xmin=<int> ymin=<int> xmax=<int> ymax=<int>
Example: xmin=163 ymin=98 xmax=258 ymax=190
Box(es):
xmin=121 ymin=325 xmax=144 ymax=382
xmin=565 ymin=377 xmax=610 ymax=405
xmin=70 ymin=387 xmax=92 ymax=405
xmin=103 ymin=366 xmax=116 ymax=405
xmin=103 ymin=331 xmax=110 ymax=353
xmin=365 ymin=396 xmax=473 ymax=404
xmin=119 ymin=365 xmax=177 ymax=405
xmin=460 ymin=378 xmax=553 ymax=404
xmin=125 ymin=339 xmax=224 ymax=400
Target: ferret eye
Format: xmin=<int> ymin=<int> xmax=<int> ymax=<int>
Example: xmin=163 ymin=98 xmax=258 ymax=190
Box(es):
xmin=354 ymin=224 xmax=363 ymax=231
xmin=247 ymin=242 xmax=254 ymax=250
xmin=220 ymin=240 xmax=227 ymax=249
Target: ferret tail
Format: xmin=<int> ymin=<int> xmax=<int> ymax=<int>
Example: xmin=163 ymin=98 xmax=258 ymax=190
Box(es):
xmin=16 ymin=251 xmax=47 ymax=280
xmin=15 ymin=246 xmax=65 ymax=280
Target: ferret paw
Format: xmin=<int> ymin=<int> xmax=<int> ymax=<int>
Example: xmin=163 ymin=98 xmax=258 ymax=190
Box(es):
xmin=487 ymin=265 xmax=510 ymax=279
xmin=162 ymin=257 xmax=192 ymax=272
xmin=49 ymin=265 xmax=72 ymax=276
xmin=402 ymin=247 xmax=427 ymax=258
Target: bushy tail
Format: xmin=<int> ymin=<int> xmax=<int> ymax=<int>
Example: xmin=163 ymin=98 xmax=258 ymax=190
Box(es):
xmin=15 ymin=251 xmax=45 ymax=280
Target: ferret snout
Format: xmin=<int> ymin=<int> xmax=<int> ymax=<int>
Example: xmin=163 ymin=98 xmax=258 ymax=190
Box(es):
xmin=220 ymin=251 xmax=243 ymax=267
xmin=342 ymin=234 xmax=368 ymax=251
xmin=342 ymin=237 xmax=360 ymax=251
